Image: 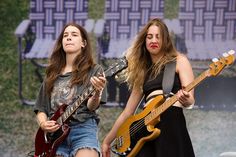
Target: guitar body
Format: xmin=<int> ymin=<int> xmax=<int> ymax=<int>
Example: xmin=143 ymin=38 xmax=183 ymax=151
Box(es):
xmin=34 ymin=104 xmax=70 ymax=157
xmin=112 ymin=95 xmax=165 ymax=157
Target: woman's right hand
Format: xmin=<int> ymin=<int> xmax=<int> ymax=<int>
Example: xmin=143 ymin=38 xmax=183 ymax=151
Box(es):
xmin=102 ymin=142 xmax=111 ymax=157
xmin=40 ymin=120 xmax=60 ymax=133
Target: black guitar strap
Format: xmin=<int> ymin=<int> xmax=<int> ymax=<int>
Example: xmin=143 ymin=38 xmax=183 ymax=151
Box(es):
xmin=162 ymin=61 xmax=176 ymax=98
xmin=134 ymin=60 xmax=176 ymax=113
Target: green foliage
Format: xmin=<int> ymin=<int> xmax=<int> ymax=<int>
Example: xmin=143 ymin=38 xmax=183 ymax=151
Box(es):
xmin=0 ymin=0 xmax=29 ymax=48
xmin=0 ymin=0 xmax=36 ymax=155
xmin=164 ymin=0 xmax=179 ymax=19
xmin=88 ymin=0 xmax=105 ymax=19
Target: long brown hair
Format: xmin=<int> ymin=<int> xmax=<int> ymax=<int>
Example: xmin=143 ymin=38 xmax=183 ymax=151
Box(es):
xmin=125 ymin=18 xmax=177 ymax=90
xmin=45 ymin=23 xmax=95 ymax=95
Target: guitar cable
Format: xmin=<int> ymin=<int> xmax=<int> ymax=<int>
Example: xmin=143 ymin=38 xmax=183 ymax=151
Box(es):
xmin=26 ymin=150 xmax=34 ymax=157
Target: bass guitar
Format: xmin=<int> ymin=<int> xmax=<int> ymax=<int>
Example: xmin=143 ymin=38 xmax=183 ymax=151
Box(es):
xmin=34 ymin=57 xmax=128 ymax=157
xmin=111 ymin=50 xmax=235 ymax=157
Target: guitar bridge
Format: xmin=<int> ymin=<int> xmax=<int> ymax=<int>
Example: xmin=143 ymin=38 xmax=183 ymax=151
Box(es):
xmin=113 ymin=136 xmax=123 ymax=148
xmin=111 ymin=136 xmax=130 ymax=156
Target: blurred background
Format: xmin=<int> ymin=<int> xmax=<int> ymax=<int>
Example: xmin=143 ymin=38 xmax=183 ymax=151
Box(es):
xmin=0 ymin=0 xmax=235 ymax=157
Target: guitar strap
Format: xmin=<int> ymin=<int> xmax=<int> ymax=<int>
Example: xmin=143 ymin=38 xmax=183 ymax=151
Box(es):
xmin=162 ymin=61 xmax=176 ymax=98
xmin=135 ymin=61 xmax=176 ymax=114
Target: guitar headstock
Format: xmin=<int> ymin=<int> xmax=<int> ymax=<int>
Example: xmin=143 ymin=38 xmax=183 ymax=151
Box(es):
xmin=208 ymin=50 xmax=235 ymax=76
xmin=105 ymin=56 xmax=128 ymax=77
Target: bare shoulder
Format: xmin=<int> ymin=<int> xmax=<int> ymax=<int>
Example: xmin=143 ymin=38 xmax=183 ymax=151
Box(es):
xmin=176 ymin=52 xmax=189 ymax=63
xmin=176 ymin=52 xmax=192 ymax=73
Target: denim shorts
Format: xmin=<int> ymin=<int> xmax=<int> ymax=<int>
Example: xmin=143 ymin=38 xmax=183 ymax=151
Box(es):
xmin=56 ymin=118 xmax=100 ymax=157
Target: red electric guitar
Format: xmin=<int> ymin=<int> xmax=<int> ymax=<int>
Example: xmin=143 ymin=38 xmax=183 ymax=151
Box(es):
xmin=34 ymin=57 xmax=128 ymax=157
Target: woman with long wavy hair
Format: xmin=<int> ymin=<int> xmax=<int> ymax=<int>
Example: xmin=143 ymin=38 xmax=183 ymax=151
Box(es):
xmin=34 ymin=22 xmax=107 ymax=157
xmin=102 ymin=18 xmax=195 ymax=157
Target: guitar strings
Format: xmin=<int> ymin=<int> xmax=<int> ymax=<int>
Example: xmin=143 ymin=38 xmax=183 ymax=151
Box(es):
xmin=127 ymin=101 xmax=163 ymax=137
xmin=115 ymin=119 xmax=148 ymax=149
xmin=117 ymin=108 xmax=162 ymax=147
xmin=119 ymin=117 xmax=147 ymax=143
xmin=129 ymin=118 xmax=147 ymax=137
xmin=127 ymin=97 xmax=171 ymax=137
xmin=128 ymin=109 xmax=159 ymax=136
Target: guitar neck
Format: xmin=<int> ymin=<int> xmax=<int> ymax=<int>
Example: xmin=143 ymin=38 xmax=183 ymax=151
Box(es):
xmin=57 ymin=85 xmax=95 ymax=124
xmin=56 ymin=57 xmax=128 ymax=124
xmin=145 ymin=69 xmax=209 ymax=125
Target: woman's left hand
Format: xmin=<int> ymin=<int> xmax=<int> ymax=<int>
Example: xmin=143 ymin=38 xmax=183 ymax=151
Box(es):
xmin=90 ymin=73 xmax=106 ymax=93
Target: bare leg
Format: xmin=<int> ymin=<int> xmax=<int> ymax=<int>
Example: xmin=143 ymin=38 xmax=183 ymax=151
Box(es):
xmin=75 ymin=148 xmax=99 ymax=157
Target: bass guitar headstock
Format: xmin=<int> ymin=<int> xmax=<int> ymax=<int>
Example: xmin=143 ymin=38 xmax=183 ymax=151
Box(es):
xmin=208 ymin=50 xmax=235 ymax=77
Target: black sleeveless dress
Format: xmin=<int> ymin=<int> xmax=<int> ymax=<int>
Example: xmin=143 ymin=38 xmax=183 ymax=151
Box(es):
xmin=136 ymin=69 xmax=195 ymax=157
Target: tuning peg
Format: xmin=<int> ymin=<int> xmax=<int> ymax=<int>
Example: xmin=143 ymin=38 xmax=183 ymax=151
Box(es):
xmin=212 ymin=58 xmax=219 ymax=62
xmin=223 ymin=52 xmax=229 ymax=57
xmin=228 ymin=50 xmax=235 ymax=55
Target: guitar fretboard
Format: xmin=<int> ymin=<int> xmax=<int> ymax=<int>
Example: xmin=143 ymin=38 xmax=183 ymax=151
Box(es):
xmin=57 ymin=85 xmax=95 ymax=125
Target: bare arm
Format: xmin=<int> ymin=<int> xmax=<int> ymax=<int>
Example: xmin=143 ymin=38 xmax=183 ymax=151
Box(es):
xmin=102 ymin=87 xmax=143 ymax=157
xmin=87 ymin=75 xmax=106 ymax=111
xmin=176 ymin=54 xmax=195 ymax=107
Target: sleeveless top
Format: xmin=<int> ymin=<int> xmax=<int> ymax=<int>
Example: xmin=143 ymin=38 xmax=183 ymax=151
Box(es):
xmin=143 ymin=68 xmax=184 ymax=108
xmin=139 ymin=67 xmax=195 ymax=157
